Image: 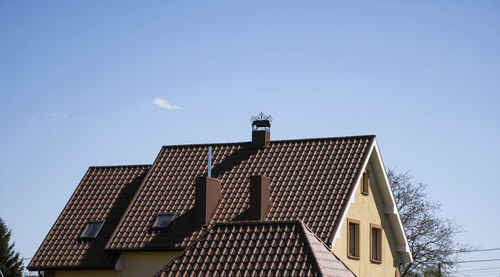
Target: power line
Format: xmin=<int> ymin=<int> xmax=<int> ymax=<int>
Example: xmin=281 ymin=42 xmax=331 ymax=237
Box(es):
xmin=456 ymin=258 xmax=500 ymax=264
xmin=427 ymin=258 xmax=500 ymax=264
xmin=430 ymin=247 xmax=500 ymax=255
xmin=453 ymin=247 xmax=500 ymax=253
xmin=458 ymin=264 xmax=500 ymax=271
xmin=427 ymin=258 xmax=500 ymax=265
xmin=451 ymin=265 xmax=500 ymax=273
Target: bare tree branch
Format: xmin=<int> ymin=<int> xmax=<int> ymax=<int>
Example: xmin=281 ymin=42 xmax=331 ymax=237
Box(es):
xmin=387 ymin=169 xmax=467 ymax=277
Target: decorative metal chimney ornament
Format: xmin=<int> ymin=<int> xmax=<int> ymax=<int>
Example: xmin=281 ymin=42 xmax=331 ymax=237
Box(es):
xmin=251 ymin=112 xmax=272 ymax=131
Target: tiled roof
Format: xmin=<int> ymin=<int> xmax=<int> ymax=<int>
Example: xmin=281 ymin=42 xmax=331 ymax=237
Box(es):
xmin=106 ymin=136 xmax=374 ymax=250
xmin=155 ymin=221 xmax=356 ymax=277
xmin=28 ymin=165 xmax=151 ymax=270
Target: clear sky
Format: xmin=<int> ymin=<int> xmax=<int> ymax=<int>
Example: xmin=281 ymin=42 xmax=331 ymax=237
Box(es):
xmin=1 ymin=1 xmax=499 ymax=275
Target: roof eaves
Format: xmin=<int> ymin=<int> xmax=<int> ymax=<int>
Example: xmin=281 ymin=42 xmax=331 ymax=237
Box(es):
xmin=27 ymin=265 xmax=116 ymax=271
xmin=371 ymin=141 xmax=413 ymax=263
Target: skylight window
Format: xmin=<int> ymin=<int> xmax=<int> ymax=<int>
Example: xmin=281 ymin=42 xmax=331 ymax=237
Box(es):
xmin=152 ymin=213 xmax=176 ymax=229
xmin=80 ymin=220 xmax=104 ymax=240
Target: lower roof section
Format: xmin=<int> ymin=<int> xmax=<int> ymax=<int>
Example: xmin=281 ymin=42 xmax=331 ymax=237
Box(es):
xmin=155 ymin=221 xmax=356 ymax=277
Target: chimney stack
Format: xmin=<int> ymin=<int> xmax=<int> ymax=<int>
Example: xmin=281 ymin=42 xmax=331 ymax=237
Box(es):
xmin=248 ymin=175 xmax=271 ymax=220
xmin=194 ymin=176 xmax=221 ymax=225
xmin=250 ymin=112 xmax=272 ymax=148
xmin=252 ymin=130 xmax=270 ymax=147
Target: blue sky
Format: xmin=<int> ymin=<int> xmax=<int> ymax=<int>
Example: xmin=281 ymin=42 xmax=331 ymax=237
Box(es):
xmin=1 ymin=1 xmax=499 ymax=275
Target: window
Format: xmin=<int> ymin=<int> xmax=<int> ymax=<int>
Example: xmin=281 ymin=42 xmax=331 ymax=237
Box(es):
xmin=151 ymin=213 xmax=176 ymax=229
xmin=371 ymin=223 xmax=382 ymax=262
xmin=361 ymin=170 xmax=369 ymax=195
xmin=347 ymin=219 xmax=360 ymax=259
xmin=80 ymin=220 xmax=104 ymax=240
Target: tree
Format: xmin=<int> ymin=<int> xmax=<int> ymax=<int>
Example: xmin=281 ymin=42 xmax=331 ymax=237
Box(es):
xmin=0 ymin=217 xmax=23 ymax=277
xmin=387 ymin=169 xmax=465 ymax=277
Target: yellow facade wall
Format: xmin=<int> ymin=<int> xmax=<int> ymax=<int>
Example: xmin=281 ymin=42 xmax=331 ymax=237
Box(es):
xmin=46 ymin=251 xmax=181 ymax=277
xmin=332 ymin=163 xmax=400 ymax=277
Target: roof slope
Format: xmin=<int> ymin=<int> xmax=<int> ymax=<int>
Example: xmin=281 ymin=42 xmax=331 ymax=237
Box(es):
xmin=155 ymin=221 xmax=356 ymax=277
xmin=106 ymin=136 xmax=374 ymax=250
xmin=28 ymin=165 xmax=150 ymax=270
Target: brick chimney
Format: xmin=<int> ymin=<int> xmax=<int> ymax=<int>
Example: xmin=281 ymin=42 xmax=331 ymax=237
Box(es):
xmin=248 ymin=175 xmax=270 ymax=220
xmin=250 ymin=112 xmax=272 ymax=148
xmin=252 ymin=130 xmax=270 ymax=147
xmin=194 ymin=176 xmax=221 ymax=225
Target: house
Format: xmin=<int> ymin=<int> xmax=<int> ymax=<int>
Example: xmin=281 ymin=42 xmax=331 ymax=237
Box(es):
xmin=28 ymin=114 xmax=412 ymax=276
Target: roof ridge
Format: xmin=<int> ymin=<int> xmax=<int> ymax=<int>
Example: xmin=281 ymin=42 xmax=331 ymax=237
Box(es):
xmin=88 ymin=164 xmax=152 ymax=169
xmin=300 ymin=220 xmax=331 ymax=249
xmin=272 ymin=134 xmax=375 ymax=143
xmin=297 ymin=220 xmax=326 ymax=277
xmin=160 ymin=135 xmax=376 ymax=148
xmin=300 ymin=219 xmax=357 ymax=276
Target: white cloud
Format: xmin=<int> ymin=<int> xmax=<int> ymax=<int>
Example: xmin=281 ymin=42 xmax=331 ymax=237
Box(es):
xmin=46 ymin=112 xmax=68 ymax=118
xmin=28 ymin=112 xmax=69 ymax=121
xmin=153 ymin=98 xmax=181 ymax=110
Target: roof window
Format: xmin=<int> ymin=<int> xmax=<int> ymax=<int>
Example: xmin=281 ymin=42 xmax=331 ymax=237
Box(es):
xmin=80 ymin=220 xmax=104 ymax=240
xmin=152 ymin=213 xmax=176 ymax=230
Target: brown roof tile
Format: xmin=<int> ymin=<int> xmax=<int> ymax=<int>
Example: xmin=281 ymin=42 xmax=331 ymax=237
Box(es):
xmin=28 ymin=165 xmax=151 ymax=270
xmin=106 ymin=136 xmax=374 ymax=250
xmin=155 ymin=221 xmax=356 ymax=277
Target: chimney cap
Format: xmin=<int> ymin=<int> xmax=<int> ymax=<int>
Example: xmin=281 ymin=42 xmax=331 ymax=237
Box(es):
xmin=251 ymin=112 xmax=272 ymax=131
